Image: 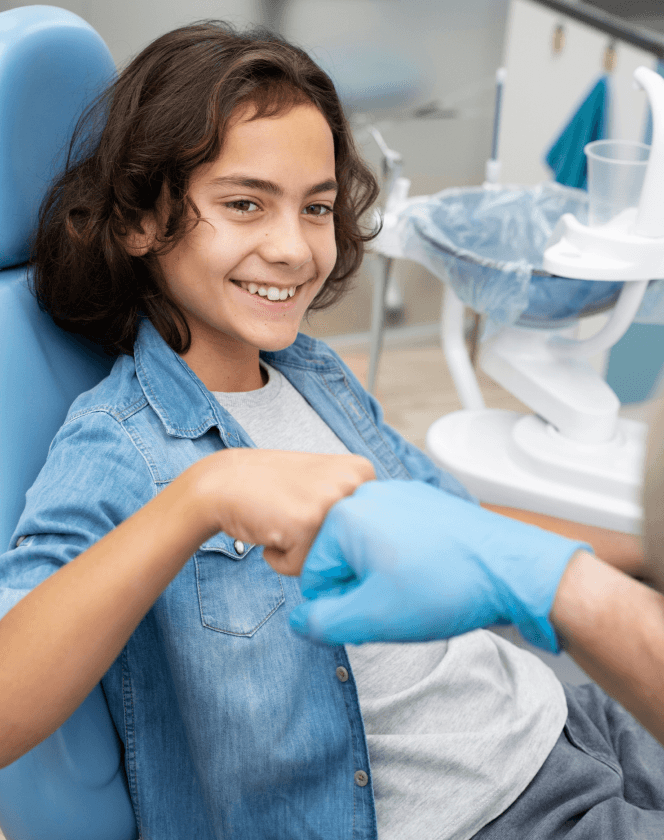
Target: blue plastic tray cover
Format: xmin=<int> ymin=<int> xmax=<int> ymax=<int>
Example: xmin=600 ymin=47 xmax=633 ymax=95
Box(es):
xmin=398 ymin=182 xmax=630 ymax=329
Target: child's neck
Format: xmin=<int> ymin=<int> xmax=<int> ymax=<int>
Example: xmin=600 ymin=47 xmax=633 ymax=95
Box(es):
xmin=180 ymin=339 xmax=265 ymax=393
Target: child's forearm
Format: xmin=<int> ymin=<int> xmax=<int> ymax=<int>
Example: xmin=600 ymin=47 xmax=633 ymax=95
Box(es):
xmin=0 ymin=449 xmax=374 ymax=767
xmin=482 ymin=504 xmax=645 ymax=578
xmin=0 ymin=463 xmax=213 ymax=767
xmin=552 ymin=550 xmax=664 ymax=745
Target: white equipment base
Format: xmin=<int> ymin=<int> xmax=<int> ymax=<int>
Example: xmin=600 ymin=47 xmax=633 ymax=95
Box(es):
xmin=426 ymin=409 xmax=646 ymax=534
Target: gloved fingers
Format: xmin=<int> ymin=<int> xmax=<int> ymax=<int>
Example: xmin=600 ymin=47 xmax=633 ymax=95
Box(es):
xmin=289 ymin=583 xmax=386 ymax=645
xmin=298 ymin=480 xmax=445 ymax=599
xmin=299 ymin=557 xmax=358 ymax=600
xmin=289 ymin=600 xmax=327 ymax=641
xmin=298 ymin=513 xmax=359 ymax=599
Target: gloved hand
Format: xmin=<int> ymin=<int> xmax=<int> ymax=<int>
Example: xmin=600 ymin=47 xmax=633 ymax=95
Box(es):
xmin=289 ymin=480 xmax=590 ymax=652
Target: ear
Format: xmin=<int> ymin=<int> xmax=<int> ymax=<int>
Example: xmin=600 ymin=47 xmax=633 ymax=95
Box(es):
xmin=124 ymin=213 xmax=158 ymax=256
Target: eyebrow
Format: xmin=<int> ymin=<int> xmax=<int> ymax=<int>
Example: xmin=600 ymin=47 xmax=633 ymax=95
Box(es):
xmin=207 ymin=175 xmax=338 ymax=198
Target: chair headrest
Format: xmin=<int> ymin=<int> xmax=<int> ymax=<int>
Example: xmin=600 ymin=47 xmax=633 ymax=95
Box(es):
xmin=0 ymin=5 xmax=116 ymax=269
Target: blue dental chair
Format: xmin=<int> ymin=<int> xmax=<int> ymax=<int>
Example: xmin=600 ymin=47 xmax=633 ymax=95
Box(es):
xmin=0 ymin=6 xmax=137 ymax=839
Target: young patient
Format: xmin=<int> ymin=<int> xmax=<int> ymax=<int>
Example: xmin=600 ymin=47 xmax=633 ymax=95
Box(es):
xmin=0 ymin=19 xmax=656 ymax=840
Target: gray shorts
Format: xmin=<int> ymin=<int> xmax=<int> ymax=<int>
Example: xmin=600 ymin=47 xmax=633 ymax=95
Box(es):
xmin=473 ymin=682 xmax=664 ymax=839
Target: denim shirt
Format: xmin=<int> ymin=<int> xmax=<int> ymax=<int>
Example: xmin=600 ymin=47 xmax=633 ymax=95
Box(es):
xmin=2 ymin=319 xmax=472 ymax=840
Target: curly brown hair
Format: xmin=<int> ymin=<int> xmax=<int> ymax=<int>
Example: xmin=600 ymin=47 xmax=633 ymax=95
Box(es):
xmin=31 ymin=21 xmax=379 ymax=354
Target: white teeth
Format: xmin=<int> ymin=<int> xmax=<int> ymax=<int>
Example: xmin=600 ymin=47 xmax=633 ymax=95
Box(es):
xmin=239 ymin=281 xmax=298 ymax=299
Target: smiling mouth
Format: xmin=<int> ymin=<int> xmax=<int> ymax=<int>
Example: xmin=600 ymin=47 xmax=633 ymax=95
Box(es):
xmin=232 ymin=280 xmax=298 ymax=301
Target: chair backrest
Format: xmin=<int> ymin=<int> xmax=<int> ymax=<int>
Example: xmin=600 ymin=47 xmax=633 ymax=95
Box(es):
xmin=0 ymin=7 xmax=136 ymax=839
xmin=0 ymin=4 xmax=118 ymax=549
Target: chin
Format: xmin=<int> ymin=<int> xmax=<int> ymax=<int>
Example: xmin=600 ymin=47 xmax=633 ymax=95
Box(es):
xmin=256 ymin=330 xmax=301 ymax=353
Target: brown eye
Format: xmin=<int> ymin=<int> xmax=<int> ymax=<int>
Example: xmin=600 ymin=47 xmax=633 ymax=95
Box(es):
xmin=226 ymin=200 xmax=259 ymax=213
xmin=303 ymin=204 xmax=332 ymax=217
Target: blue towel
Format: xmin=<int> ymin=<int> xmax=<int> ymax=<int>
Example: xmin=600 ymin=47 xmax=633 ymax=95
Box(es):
xmin=545 ymin=76 xmax=609 ymax=189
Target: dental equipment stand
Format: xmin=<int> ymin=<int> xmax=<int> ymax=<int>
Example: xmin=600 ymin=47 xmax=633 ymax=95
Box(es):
xmin=426 ymin=66 xmax=664 ymax=534
xmin=366 ymin=128 xmax=403 ymax=393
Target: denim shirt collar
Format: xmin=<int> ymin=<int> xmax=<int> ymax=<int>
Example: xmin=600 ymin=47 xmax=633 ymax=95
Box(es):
xmin=132 ymin=318 xmax=338 ymax=446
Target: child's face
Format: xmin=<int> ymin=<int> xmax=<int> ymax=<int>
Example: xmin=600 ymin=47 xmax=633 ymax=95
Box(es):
xmin=152 ymin=102 xmax=337 ymax=380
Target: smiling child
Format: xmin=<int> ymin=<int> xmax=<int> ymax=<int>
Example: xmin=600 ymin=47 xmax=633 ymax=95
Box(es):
xmin=1 ymin=19 xmax=660 ymax=840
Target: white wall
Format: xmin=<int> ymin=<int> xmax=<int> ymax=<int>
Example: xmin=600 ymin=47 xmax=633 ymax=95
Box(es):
xmin=1 ymin=0 xmax=263 ymax=66
xmin=498 ymin=0 xmax=658 ymax=186
xmin=1 ymin=0 xmax=510 ymax=192
xmin=281 ymin=0 xmax=510 ymax=193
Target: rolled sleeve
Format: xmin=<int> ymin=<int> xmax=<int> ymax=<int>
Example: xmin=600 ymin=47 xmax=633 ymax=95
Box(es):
xmin=0 ymin=408 xmax=155 ymax=619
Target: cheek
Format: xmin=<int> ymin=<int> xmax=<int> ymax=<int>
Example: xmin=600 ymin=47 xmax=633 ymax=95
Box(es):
xmin=320 ymin=228 xmax=338 ymax=275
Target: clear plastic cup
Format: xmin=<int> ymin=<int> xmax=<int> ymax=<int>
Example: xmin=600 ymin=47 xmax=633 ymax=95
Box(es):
xmin=584 ymin=139 xmax=650 ymax=227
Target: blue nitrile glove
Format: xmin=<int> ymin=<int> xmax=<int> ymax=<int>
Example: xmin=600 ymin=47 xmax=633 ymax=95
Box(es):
xmin=289 ymin=480 xmax=590 ymax=652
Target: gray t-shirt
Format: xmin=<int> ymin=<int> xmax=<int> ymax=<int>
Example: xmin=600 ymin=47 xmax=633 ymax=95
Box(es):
xmin=214 ymin=363 xmax=567 ymax=840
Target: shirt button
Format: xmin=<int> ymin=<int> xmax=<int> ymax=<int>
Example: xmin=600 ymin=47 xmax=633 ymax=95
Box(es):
xmin=335 ymin=666 xmax=349 ymax=683
xmin=354 ymin=770 xmax=369 ymax=787
xmin=233 ymin=539 xmax=245 ymax=555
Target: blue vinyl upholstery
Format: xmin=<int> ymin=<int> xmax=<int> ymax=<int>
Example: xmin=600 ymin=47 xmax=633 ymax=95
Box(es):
xmin=0 ymin=6 xmax=136 ymax=839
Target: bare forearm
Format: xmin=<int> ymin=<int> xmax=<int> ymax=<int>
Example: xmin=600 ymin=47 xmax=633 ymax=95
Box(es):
xmin=480 ymin=507 xmax=664 ymax=741
xmin=0 ymin=467 xmax=213 ymax=766
xmin=552 ymin=550 xmax=664 ymax=745
xmin=0 ymin=448 xmax=373 ymax=766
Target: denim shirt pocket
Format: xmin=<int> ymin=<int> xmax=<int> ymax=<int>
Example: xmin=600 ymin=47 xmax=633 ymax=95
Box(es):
xmin=194 ymin=532 xmax=285 ymax=636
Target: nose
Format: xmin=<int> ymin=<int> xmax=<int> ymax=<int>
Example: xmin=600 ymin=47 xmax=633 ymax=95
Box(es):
xmin=259 ymin=211 xmax=313 ymax=271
